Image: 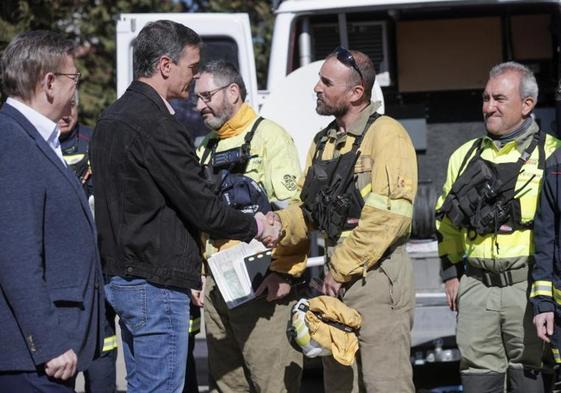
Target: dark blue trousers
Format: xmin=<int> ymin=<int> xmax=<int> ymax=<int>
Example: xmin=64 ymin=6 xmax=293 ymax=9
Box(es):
xmin=0 ymin=371 xmax=75 ymax=393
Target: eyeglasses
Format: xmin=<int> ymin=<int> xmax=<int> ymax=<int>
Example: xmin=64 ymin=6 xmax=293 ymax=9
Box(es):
xmin=196 ymin=84 xmax=231 ymax=103
xmin=334 ymin=47 xmax=363 ymax=84
xmin=55 ymin=72 xmax=81 ymax=84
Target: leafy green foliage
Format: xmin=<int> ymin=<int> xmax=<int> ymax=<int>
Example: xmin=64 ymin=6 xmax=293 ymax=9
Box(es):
xmin=198 ymin=0 xmax=274 ymax=89
xmin=0 ymin=0 xmax=274 ymax=126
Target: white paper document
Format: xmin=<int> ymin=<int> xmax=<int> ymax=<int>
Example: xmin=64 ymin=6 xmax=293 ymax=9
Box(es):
xmin=208 ymin=240 xmax=268 ymax=309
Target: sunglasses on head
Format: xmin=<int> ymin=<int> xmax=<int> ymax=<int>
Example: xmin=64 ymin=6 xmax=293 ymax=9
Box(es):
xmin=334 ymin=47 xmax=364 ymax=84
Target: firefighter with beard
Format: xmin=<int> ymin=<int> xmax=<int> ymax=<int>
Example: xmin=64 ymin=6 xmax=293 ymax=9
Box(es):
xmin=194 ymin=60 xmax=303 ymax=393
xmin=268 ymin=48 xmax=417 ymax=392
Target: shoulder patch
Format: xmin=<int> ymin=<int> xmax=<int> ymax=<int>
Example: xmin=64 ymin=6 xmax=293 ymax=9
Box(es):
xmin=281 ymin=174 xmax=297 ymax=191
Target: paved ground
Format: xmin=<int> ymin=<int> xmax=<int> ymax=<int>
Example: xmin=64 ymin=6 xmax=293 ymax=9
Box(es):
xmin=75 ymin=335 xmax=325 ymax=393
xmin=74 ymin=316 xmax=461 ymax=393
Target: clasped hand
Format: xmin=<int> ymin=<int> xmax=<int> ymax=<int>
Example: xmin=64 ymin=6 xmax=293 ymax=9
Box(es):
xmin=254 ymin=212 xmax=282 ymax=248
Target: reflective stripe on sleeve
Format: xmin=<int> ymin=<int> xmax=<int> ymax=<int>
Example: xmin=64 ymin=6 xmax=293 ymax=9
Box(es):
xmin=530 ymin=280 xmax=553 ymax=298
xmin=364 ymin=193 xmax=413 ymax=218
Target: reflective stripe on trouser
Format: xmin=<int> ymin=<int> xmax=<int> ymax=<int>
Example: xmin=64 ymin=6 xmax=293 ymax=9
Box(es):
xmin=102 ymin=335 xmax=118 ymax=352
xmin=204 ymin=275 xmax=303 ymax=393
xmin=456 ymin=275 xmax=550 ymax=379
xmin=188 ymin=317 xmax=200 ymax=335
xmin=322 ymin=245 xmax=415 ymax=393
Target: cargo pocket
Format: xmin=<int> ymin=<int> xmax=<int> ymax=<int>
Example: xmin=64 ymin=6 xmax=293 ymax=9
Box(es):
xmin=379 ymin=264 xmax=397 ymax=308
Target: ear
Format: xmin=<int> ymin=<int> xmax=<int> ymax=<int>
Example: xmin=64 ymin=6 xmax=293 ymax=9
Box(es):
xmin=42 ymin=72 xmax=56 ymax=102
xmin=227 ymin=83 xmax=241 ymax=104
xmin=158 ymin=55 xmax=172 ymax=79
xmin=521 ymin=96 xmax=535 ymax=117
xmin=350 ymin=84 xmax=365 ymax=103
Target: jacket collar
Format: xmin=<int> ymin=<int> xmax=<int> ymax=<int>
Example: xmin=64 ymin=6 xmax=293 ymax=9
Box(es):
xmin=483 ymin=119 xmax=540 ymax=154
xmin=127 ymin=80 xmax=170 ymax=114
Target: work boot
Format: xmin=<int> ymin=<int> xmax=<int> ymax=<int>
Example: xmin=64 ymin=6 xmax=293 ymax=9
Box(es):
xmin=462 ymin=373 xmax=504 ymax=393
xmin=507 ymin=367 xmax=546 ymax=393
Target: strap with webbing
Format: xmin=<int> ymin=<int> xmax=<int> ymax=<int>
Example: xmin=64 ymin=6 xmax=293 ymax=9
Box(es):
xmin=201 ymin=116 xmax=265 ymax=168
xmin=465 ymin=264 xmax=528 ymax=287
xmin=312 ymin=112 xmax=381 ymax=163
xmin=296 ymin=302 xmax=358 ymax=333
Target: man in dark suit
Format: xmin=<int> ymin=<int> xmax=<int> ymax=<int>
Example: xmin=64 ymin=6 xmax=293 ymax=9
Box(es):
xmin=0 ymin=30 xmax=104 ymax=393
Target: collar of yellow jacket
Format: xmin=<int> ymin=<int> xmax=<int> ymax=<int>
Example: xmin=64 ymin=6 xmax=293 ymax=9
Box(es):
xmin=216 ymin=103 xmax=257 ymax=139
xmin=326 ymin=100 xmax=382 ymax=139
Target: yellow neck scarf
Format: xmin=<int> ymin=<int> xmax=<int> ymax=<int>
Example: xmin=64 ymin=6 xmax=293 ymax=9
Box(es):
xmin=217 ymin=103 xmax=257 ymax=139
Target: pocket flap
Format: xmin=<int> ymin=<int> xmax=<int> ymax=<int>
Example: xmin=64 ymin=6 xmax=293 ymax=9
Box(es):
xmin=49 ymin=286 xmax=84 ymax=303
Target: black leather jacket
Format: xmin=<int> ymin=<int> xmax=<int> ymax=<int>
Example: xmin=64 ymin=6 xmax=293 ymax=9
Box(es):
xmin=91 ymin=81 xmax=256 ymax=290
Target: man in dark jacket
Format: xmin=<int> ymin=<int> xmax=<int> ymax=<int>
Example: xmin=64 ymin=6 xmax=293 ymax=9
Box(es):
xmin=0 ymin=30 xmax=104 ymax=393
xmin=90 ymin=20 xmax=275 ymax=393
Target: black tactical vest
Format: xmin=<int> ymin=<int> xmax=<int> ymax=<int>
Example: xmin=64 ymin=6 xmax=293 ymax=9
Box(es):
xmin=435 ymin=130 xmax=545 ymax=239
xmin=300 ymin=112 xmax=380 ymax=245
xmin=202 ymin=117 xmax=271 ymax=215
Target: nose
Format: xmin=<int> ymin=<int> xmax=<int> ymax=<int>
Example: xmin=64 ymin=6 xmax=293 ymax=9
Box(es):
xmin=483 ymin=98 xmax=496 ymax=115
xmin=313 ymin=80 xmax=322 ymax=94
xmin=195 ymin=96 xmax=205 ymax=112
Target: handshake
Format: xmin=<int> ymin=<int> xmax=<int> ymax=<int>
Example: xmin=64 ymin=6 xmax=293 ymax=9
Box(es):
xmin=255 ymin=211 xmax=282 ymax=248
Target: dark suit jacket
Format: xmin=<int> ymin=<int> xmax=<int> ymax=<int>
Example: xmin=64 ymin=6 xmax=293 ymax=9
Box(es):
xmin=0 ymin=103 xmax=104 ymax=372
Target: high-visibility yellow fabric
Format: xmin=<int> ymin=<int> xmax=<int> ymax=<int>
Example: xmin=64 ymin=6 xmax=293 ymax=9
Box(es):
xmin=216 ymin=103 xmax=256 ymax=140
xmin=306 ymin=296 xmax=362 ymax=366
xmin=436 ymin=122 xmax=561 ymax=272
xmin=62 ymin=153 xmax=87 ymax=166
xmin=189 ymin=316 xmax=200 ymax=334
xmin=102 ymin=335 xmax=117 ymax=352
xmin=552 ymin=348 xmax=561 ymax=364
xmin=197 ymin=105 xmax=302 ymax=274
xmin=276 ymin=103 xmax=417 ymax=282
xmin=530 ymin=280 xmax=553 ymax=298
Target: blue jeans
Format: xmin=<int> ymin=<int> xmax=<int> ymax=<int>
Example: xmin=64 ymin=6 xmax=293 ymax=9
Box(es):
xmin=105 ymin=276 xmax=190 ymax=393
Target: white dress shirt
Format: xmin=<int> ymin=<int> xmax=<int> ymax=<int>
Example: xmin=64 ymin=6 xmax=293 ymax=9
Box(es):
xmin=6 ymin=97 xmax=66 ymax=165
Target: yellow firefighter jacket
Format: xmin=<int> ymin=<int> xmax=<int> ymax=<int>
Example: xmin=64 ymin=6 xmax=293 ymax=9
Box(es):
xmin=197 ymin=103 xmax=302 ymax=273
xmin=436 ymin=120 xmax=561 ymax=280
xmin=275 ymin=103 xmax=418 ymax=282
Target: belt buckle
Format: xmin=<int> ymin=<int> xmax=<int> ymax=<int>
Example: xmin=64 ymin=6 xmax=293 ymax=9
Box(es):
xmin=482 ymin=271 xmax=507 ymax=287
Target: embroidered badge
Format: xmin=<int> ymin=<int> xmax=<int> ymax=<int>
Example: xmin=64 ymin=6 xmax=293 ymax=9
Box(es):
xmin=281 ymin=174 xmax=297 ymax=191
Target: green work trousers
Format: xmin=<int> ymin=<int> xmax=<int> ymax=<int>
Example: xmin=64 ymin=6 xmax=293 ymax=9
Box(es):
xmin=457 ymin=274 xmax=550 ymax=391
xmin=322 ymin=245 xmax=415 ymax=393
xmin=204 ymin=275 xmax=303 ymax=393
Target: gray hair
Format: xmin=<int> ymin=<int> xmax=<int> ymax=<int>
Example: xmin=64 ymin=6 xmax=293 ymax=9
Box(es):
xmin=133 ymin=20 xmax=201 ymax=79
xmin=1 ymin=30 xmax=75 ymax=101
xmin=200 ymin=60 xmax=247 ymax=101
xmin=489 ymin=61 xmax=538 ymax=102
